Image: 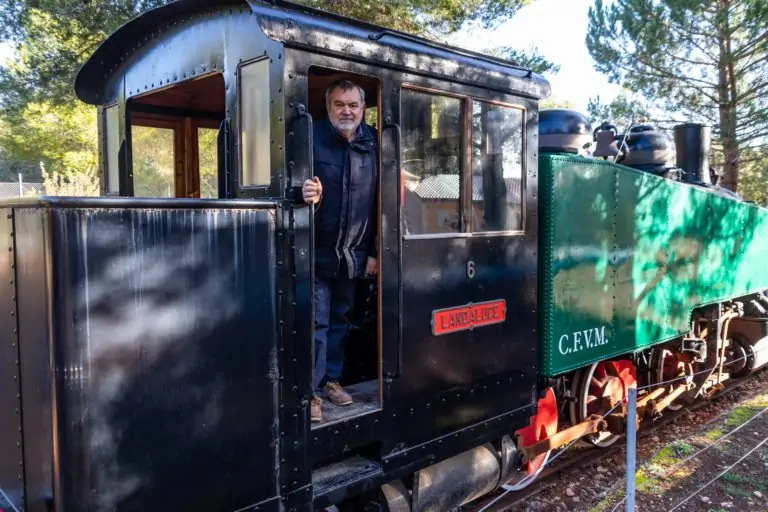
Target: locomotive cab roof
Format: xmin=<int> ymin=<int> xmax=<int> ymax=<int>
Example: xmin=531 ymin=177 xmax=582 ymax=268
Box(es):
xmin=74 ymin=0 xmax=550 ymax=107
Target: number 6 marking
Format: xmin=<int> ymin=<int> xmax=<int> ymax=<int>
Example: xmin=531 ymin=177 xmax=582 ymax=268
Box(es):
xmin=467 ymin=260 xmax=475 ymax=279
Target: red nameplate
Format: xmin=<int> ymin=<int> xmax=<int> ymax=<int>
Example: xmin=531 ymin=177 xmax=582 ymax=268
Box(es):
xmin=431 ymin=299 xmax=507 ymax=336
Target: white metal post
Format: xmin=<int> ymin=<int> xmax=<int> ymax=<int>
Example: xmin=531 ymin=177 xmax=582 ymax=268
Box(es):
xmin=18 ymin=173 xmax=22 ymax=197
xmin=626 ymin=386 xmax=637 ymax=511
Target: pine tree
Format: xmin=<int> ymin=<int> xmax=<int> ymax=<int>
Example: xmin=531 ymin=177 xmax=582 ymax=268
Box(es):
xmin=586 ymin=0 xmax=768 ymax=192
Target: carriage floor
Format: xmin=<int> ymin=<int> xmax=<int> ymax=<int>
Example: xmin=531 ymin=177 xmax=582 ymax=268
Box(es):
xmin=313 ymin=379 xmax=380 ymax=429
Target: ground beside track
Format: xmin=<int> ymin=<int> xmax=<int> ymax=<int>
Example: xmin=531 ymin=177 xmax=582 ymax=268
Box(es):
xmin=469 ymin=369 xmax=768 ymax=512
xmin=590 ymin=378 xmax=768 ymax=512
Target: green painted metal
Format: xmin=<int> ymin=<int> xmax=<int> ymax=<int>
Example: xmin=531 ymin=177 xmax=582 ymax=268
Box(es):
xmin=538 ymin=153 xmax=768 ymax=377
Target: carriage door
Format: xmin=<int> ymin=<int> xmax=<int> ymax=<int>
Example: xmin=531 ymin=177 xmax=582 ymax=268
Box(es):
xmin=392 ymin=78 xmax=538 ymax=402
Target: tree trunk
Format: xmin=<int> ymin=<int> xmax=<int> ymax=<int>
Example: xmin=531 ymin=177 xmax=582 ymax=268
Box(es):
xmin=717 ymin=0 xmax=740 ymax=192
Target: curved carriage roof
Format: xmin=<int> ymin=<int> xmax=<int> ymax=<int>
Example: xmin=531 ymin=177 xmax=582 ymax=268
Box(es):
xmin=74 ymin=0 xmax=551 ymax=105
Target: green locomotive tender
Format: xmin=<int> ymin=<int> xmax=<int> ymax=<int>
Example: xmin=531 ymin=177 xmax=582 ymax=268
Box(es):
xmin=540 ymin=151 xmax=768 ymax=378
xmin=534 ymin=113 xmax=768 ymax=452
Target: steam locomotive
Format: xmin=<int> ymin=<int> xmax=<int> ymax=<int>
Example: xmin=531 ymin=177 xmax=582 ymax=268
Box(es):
xmin=1 ymin=1 xmax=767 ymax=511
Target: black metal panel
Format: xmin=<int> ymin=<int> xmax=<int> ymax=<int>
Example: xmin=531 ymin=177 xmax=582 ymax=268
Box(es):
xmin=384 ymin=70 xmax=539 ymax=452
xmin=14 ymin=208 xmax=55 ymax=512
xmin=379 ymin=75 xmax=404 ymax=383
xmin=312 ymin=405 xmax=532 ymax=510
xmin=0 ymin=208 xmax=25 ymax=511
xmin=13 ymin=202 xmax=283 ymax=512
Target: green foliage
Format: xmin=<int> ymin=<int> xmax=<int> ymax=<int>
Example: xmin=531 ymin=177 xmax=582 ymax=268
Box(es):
xmin=586 ymin=0 xmax=768 ymax=192
xmin=540 ymin=96 xmax=576 ymax=110
xmin=0 ymin=1 xmax=169 ymax=190
xmin=129 ymin=125 xmax=220 ymax=199
xmin=0 ymin=99 xmax=97 ymax=184
xmin=131 ymin=126 xmax=175 ymax=198
xmin=0 ymin=2 xmax=168 ymax=108
xmin=0 ymin=146 xmax=36 ymax=182
xmin=198 ymin=128 xmax=219 ymax=199
xmin=41 ymin=161 xmax=99 ymax=197
xmin=738 ymin=148 xmax=768 ymax=206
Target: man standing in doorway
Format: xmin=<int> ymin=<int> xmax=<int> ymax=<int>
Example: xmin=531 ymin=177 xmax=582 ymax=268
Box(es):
xmin=302 ymin=79 xmax=378 ymax=423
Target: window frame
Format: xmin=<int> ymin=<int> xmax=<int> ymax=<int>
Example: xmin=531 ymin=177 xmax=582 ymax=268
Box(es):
xmin=237 ymin=55 xmax=273 ymax=190
xmin=399 ymin=82 xmax=529 ymax=240
xmin=469 ymin=97 xmax=527 ymax=235
xmin=102 ymin=102 xmax=121 ymax=196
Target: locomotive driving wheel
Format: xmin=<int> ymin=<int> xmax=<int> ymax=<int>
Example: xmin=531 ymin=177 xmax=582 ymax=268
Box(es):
xmin=569 ymin=360 xmax=637 ymax=448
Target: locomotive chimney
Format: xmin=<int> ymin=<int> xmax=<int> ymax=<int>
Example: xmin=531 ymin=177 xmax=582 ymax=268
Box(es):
xmin=674 ymin=123 xmax=712 ymax=184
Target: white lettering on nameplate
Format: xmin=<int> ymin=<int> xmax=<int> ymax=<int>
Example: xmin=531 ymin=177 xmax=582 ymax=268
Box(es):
xmin=558 ymin=326 xmax=609 ymax=355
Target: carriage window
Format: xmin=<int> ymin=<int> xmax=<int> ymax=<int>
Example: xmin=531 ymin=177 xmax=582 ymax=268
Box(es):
xmin=132 ymin=126 xmax=176 ymax=197
xmin=239 ymin=57 xmax=271 ymax=188
xmin=471 ymin=101 xmax=524 ymax=232
xmin=400 ymin=89 xmax=462 ymax=235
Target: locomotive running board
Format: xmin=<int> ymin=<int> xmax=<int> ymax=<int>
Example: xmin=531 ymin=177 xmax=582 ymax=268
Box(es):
xmin=312 ymin=455 xmax=383 ymax=499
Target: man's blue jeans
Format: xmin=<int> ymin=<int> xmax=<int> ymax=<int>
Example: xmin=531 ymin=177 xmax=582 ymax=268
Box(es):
xmin=313 ymin=269 xmax=358 ymax=392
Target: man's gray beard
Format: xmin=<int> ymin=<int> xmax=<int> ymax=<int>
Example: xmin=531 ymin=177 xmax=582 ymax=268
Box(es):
xmin=334 ymin=118 xmax=359 ymax=134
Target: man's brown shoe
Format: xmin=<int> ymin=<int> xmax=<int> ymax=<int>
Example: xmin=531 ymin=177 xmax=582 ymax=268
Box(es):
xmin=325 ymin=382 xmax=352 ymax=406
xmin=311 ymin=396 xmax=322 ymax=422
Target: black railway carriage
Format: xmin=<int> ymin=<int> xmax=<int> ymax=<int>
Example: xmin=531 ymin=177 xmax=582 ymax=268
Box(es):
xmin=1 ymin=1 xmax=552 ymax=511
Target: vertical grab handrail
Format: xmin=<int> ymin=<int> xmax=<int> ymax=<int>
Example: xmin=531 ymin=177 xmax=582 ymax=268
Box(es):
xmin=294 ymin=103 xmax=315 ymax=180
xmin=287 ymin=102 xmax=316 ymax=404
xmin=383 ymin=116 xmax=403 ymax=379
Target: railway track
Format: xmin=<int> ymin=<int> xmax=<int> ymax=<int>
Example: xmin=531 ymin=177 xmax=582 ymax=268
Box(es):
xmin=462 ymin=369 xmax=767 ymax=512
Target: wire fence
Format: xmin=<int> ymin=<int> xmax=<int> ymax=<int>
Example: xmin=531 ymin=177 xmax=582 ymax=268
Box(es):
xmin=0 ymin=174 xmax=44 ymax=199
xmin=478 ymin=342 xmax=768 ymax=512
xmin=610 ymin=390 xmax=768 ymax=511
xmin=610 ymin=342 xmax=768 ymax=511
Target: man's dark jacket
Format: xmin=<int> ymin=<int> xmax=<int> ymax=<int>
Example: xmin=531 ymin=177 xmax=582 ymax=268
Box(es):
xmin=310 ymin=116 xmax=378 ymax=279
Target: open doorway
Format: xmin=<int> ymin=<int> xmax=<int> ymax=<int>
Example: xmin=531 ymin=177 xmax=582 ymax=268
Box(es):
xmin=307 ymin=66 xmax=381 ymax=428
xmin=127 ymin=73 xmax=225 ymax=198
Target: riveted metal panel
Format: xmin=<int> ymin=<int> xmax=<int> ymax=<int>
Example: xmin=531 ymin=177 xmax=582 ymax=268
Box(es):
xmin=49 ymin=205 xmax=282 ymax=511
xmin=14 ymin=207 xmax=54 ymax=512
xmin=0 ymin=208 xmax=24 ymax=511
xmin=1 ymin=199 xmax=284 ymax=512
